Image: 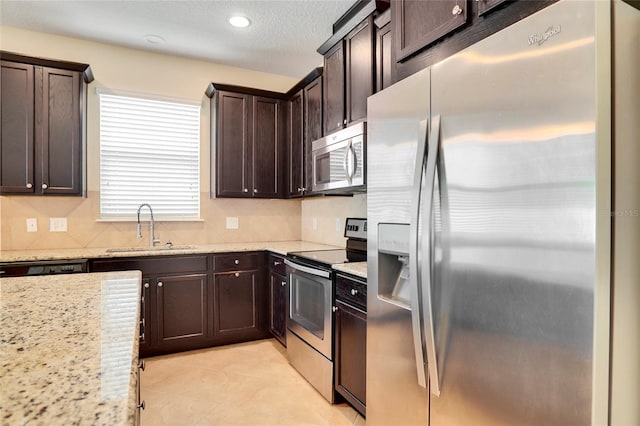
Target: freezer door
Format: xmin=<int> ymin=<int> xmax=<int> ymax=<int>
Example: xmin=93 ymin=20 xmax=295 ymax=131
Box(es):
xmin=367 ymin=66 xmax=431 ymax=426
xmin=427 ymin=2 xmax=597 ymax=425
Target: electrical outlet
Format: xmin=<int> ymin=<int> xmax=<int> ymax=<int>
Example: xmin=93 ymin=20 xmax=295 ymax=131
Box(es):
xmin=26 ymin=218 xmax=38 ymax=233
xmin=312 ymin=217 xmax=318 ymax=231
xmin=335 ymin=218 xmax=341 ymax=232
xmin=226 ymin=217 xmax=239 ymax=229
xmin=49 ymin=217 xmax=68 ymax=232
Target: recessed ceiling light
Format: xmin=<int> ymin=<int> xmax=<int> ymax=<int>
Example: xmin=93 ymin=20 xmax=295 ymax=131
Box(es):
xmin=229 ymin=16 xmax=250 ymax=28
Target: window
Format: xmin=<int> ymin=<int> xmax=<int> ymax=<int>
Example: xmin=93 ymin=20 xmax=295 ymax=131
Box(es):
xmin=99 ymin=92 xmax=200 ymax=219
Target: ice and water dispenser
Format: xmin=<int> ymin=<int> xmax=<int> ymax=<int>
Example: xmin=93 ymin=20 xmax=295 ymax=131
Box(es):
xmin=377 ymin=223 xmax=413 ymax=310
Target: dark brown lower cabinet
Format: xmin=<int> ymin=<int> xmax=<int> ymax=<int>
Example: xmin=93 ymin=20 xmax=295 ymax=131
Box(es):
xmin=156 ymin=273 xmax=208 ymax=350
xmin=334 ymin=273 xmax=367 ymax=416
xmin=214 ymin=270 xmax=261 ymax=336
xmin=269 ymin=270 xmax=287 ymax=346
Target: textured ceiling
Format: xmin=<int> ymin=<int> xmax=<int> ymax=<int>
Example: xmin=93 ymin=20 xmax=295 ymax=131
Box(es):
xmin=0 ymin=0 xmax=355 ymax=78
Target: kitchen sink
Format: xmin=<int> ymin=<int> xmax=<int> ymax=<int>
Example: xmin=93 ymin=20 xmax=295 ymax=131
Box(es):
xmin=106 ymin=245 xmax=197 ymax=253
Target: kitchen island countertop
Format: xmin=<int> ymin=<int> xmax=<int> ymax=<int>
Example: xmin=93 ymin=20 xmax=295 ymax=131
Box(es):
xmin=0 ymin=241 xmax=342 ymax=263
xmin=0 ymin=271 xmax=142 ymax=425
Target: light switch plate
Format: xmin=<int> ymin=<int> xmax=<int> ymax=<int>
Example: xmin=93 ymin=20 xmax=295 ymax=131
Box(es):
xmin=226 ymin=217 xmax=239 ymax=229
xmin=26 ymin=218 xmax=38 ymax=233
xmin=50 ymin=217 xmax=68 ymax=232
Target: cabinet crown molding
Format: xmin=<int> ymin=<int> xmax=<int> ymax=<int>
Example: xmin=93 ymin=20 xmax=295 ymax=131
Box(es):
xmin=0 ymin=51 xmax=94 ymax=83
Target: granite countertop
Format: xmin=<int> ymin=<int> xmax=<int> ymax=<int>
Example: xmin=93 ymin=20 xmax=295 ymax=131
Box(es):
xmin=0 ymin=241 xmax=342 ymax=263
xmin=0 ymin=271 xmax=142 ymax=425
xmin=333 ymin=261 xmax=367 ymax=280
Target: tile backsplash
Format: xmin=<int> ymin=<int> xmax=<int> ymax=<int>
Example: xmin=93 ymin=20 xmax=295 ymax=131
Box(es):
xmin=0 ymin=192 xmax=301 ymax=251
xmin=301 ymin=194 xmax=367 ymax=247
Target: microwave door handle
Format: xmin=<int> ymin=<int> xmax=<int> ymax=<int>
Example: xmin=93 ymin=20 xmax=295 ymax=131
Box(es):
xmin=284 ymin=259 xmax=331 ymax=279
xmin=343 ymin=140 xmax=353 ymax=183
xmin=409 ymin=119 xmax=429 ymax=389
xmin=348 ymin=144 xmax=357 ymax=180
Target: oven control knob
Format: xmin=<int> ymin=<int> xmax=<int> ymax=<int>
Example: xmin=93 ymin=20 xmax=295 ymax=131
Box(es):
xmin=332 ymin=306 xmax=338 ymax=313
xmin=351 ymin=289 xmax=359 ymax=296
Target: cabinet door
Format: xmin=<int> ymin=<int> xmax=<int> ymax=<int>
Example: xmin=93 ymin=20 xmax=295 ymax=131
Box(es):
xmin=37 ymin=67 xmax=82 ymax=195
xmin=217 ymin=91 xmax=251 ymax=197
xmin=214 ymin=270 xmax=263 ymax=338
xmin=477 ymin=0 xmax=511 ymax=16
xmin=323 ymin=41 xmax=345 ymax=135
xmin=0 ymin=61 xmax=35 ymax=194
xmin=334 ymin=300 xmax=367 ymax=416
xmin=155 ymin=273 xmax=209 ymax=350
xmin=286 ymin=90 xmax=304 ymax=198
xmin=394 ymin=0 xmax=468 ymax=62
xmin=269 ymin=270 xmax=287 ymax=346
xmin=252 ymin=96 xmax=281 ymax=198
xmin=376 ymin=21 xmax=392 ymax=92
xmin=346 ymin=17 xmax=374 ymax=125
xmin=139 ymin=278 xmax=153 ymax=357
xmin=303 ymin=76 xmax=322 ymax=196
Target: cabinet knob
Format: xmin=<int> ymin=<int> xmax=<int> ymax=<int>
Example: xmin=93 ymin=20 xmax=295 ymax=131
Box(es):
xmin=26 ymin=183 xmax=33 ymax=189
xmin=42 ymin=183 xmax=48 ymax=189
xmin=235 ymin=272 xmax=240 ymax=277
xmin=274 ymin=261 xmax=282 ymax=266
xmin=253 ymin=188 xmax=258 ymax=193
xmin=140 ymin=332 xmax=145 ymax=341
xmin=234 ymin=259 xmax=240 ymax=265
xmin=144 ymin=283 xmax=150 ymax=288
xmin=157 ymin=281 xmax=163 ymax=287
xmin=243 ymin=188 xmax=249 ymax=193
xmin=332 ymin=306 xmax=338 ymax=313
xmin=139 ymin=360 xmax=146 ymax=371
xmin=302 ymin=187 xmax=307 ymax=192
xmin=351 ymin=289 xmax=359 ymax=296
xmin=281 ymin=281 xmax=286 ymax=287
xmin=452 ymin=4 xmax=463 ymax=15
xmin=297 ymin=187 xmax=302 ymax=192
xmin=138 ymin=401 xmax=146 ymax=410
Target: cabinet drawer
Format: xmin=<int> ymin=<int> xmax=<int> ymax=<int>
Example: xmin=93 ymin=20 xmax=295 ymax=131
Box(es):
xmin=214 ymin=252 xmax=261 ymax=272
xmin=335 ymin=273 xmax=367 ymax=311
xmin=268 ymin=254 xmax=286 ymax=275
xmin=91 ymin=255 xmax=207 ymax=274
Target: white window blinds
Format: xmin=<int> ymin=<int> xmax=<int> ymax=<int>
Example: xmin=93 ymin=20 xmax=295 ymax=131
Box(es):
xmin=99 ymin=93 xmax=200 ymax=219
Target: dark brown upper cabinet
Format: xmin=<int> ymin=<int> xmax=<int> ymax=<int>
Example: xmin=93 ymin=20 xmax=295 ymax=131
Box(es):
xmin=284 ymin=68 xmax=323 ymax=199
xmin=323 ymin=41 xmax=346 ymax=135
xmin=207 ymin=83 xmax=286 ymax=199
xmin=0 ymin=52 xmax=93 ymax=196
xmin=393 ymin=0 xmax=468 ymax=63
xmin=375 ymin=9 xmax=392 ymax=92
xmin=345 ymin=16 xmax=375 ymax=125
xmin=286 ymin=89 xmax=304 ymax=198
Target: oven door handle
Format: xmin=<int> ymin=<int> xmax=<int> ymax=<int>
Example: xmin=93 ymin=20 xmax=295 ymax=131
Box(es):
xmin=284 ymin=259 xmax=331 ymax=279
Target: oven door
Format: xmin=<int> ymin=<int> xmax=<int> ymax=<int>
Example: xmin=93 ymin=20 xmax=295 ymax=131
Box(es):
xmin=285 ymin=259 xmax=333 ymax=360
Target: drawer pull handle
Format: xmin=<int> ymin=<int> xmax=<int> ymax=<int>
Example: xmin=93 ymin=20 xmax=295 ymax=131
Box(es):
xmin=274 ymin=261 xmax=283 ymax=266
xmin=332 ymin=306 xmax=338 ymax=313
xmin=351 ymin=289 xmax=359 ymax=296
xmin=138 ymin=401 xmax=146 ymax=410
xmin=234 ymin=259 xmax=240 ymax=265
xmin=235 ymin=272 xmax=240 ymax=277
xmin=281 ymin=281 xmax=286 ymax=287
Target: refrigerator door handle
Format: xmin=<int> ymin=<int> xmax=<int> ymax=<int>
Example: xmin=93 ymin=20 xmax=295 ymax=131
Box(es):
xmin=409 ymin=119 xmax=429 ymax=389
xmin=422 ymin=114 xmax=441 ymax=396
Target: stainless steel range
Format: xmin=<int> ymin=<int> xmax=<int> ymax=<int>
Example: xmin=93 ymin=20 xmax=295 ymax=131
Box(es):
xmin=285 ymin=218 xmax=366 ymax=402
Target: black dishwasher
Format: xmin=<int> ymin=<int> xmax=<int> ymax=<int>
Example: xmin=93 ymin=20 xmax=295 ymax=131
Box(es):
xmin=0 ymin=259 xmax=88 ymax=277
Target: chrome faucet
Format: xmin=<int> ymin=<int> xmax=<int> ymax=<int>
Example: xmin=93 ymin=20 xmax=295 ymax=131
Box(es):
xmin=136 ymin=203 xmax=161 ymax=248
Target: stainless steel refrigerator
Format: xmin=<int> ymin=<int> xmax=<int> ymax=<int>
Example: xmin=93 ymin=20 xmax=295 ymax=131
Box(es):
xmin=367 ymin=1 xmax=640 ymax=425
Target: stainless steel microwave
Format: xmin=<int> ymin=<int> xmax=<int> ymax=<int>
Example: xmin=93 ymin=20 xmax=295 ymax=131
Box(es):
xmin=311 ymin=122 xmax=366 ymax=193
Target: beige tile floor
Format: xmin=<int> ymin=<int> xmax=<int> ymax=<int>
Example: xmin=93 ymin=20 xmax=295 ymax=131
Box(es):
xmin=140 ymin=339 xmax=366 ymax=426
